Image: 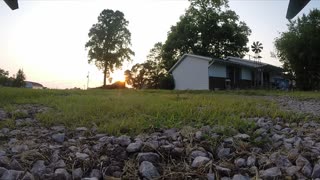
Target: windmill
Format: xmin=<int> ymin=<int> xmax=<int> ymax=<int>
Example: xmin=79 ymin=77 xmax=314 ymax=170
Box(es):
xmin=251 ymin=41 xmax=263 ymax=58
xmin=251 ymin=41 xmax=264 ymax=87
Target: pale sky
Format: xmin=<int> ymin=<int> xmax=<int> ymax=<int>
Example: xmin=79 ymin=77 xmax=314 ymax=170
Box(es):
xmin=0 ymin=0 xmax=319 ymax=89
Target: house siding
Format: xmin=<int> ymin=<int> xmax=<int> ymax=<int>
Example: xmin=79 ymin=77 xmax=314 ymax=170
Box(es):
xmin=172 ymin=56 xmax=209 ymax=90
xmin=208 ymin=63 xmax=226 ymax=78
xmin=241 ymin=67 xmax=252 ymax=80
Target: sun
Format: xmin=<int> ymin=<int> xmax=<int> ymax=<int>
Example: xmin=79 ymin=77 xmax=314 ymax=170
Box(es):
xmin=111 ymin=70 xmax=125 ymax=83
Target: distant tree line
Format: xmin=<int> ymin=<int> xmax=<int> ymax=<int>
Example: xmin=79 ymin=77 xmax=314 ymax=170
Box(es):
xmin=0 ymin=68 xmax=26 ymax=88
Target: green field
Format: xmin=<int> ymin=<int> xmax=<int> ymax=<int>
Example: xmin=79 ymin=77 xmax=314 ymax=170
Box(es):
xmin=0 ymin=87 xmax=318 ymax=135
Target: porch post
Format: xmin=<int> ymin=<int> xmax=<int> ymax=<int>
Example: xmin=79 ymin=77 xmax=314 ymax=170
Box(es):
xmin=261 ymin=70 xmax=264 ymax=87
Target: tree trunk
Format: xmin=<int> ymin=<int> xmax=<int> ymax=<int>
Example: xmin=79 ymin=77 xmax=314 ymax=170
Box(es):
xmin=103 ymin=66 xmax=107 ymax=87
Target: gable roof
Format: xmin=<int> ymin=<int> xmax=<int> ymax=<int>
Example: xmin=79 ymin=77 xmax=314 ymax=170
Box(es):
xmin=25 ymin=81 xmax=43 ymax=87
xmin=209 ymin=56 xmax=283 ymax=72
xmin=168 ymin=54 xmax=212 ymax=73
xmin=169 ymin=54 xmax=284 ymax=74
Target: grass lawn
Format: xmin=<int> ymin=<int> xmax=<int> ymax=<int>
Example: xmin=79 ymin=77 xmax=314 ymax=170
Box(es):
xmin=0 ymin=87 xmax=317 ymax=135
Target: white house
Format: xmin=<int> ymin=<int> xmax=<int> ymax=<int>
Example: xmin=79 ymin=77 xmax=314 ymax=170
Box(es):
xmin=169 ymin=54 xmax=286 ymax=90
xmin=168 ymin=54 xmax=211 ymax=90
xmin=25 ymin=81 xmax=44 ymax=89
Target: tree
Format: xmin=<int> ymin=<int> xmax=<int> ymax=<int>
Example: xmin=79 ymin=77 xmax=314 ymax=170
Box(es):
xmin=124 ymin=42 xmax=170 ymax=89
xmin=162 ymin=0 xmax=251 ymax=70
xmin=0 ymin=68 xmax=9 ymax=86
xmin=85 ymin=9 xmax=134 ymax=86
xmin=12 ymin=69 xmax=26 ymax=87
xmin=275 ymin=9 xmax=320 ymax=90
xmin=145 ymin=42 xmax=167 ymax=88
xmin=125 ymin=63 xmax=148 ymax=89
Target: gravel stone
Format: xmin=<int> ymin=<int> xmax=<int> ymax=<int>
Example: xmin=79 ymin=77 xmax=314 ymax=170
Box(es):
xmin=21 ymin=172 xmax=35 ymax=180
xmin=10 ymin=159 xmax=23 ymax=171
xmin=139 ymin=161 xmax=160 ymax=179
xmin=191 ymin=156 xmax=210 ymax=168
xmin=190 ymin=150 xmax=208 ymax=159
xmin=233 ymin=133 xmax=250 ymax=140
xmin=75 ymin=127 xmax=88 ymax=131
xmin=302 ymin=163 xmax=313 ymax=177
xmin=247 ymin=155 xmax=256 ymax=167
xmin=0 ymin=156 xmax=10 ymax=168
xmin=296 ymin=155 xmax=310 ymax=167
xmin=285 ymin=166 xmax=301 ymax=176
xmin=126 ymin=142 xmax=143 ymax=153
xmin=11 ymin=144 xmax=29 ymax=153
xmin=195 ymin=131 xmax=203 ymax=140
xmin=31 ymin=160 xmax=46 ymax=178
xmin=72 ymin=168 xmax=83 ymax=180
xmin=76 ymin=152 xmax=89 ymax=160
xmin=232 ymin=174 xmax=250 ymax=180
xmin=52 ymin=133 xmax=65 ymax=143
xmin=0 ymin=170 xmax=24 ymax=180
xmin=137 ymin=152 xmax=160 ymax=164
xmin=218 ymin=148 xmax=230 ymax=159
xmin=90 ymin=169 xmax=102 ymax=179
xmin=114 ymin=135 xmax=131 ymax=146
xmin=312 ymin=163 xmax=320 ymax=178
xmin=234 ymin=158 xmax=246 ymax=167
xmin=207 ymin=173 xmax=215 ymax=180
xmin=260 ymin=167 xmax=282 ymax=179
xmin=55 ymin=168 xmax=71 ymax=180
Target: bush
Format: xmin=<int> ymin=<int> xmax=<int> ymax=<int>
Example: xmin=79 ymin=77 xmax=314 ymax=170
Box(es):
xmin=159 ymin=74 xmax=175 ymax=90
xmin=101 ymin=81 xmax=126 ymax=89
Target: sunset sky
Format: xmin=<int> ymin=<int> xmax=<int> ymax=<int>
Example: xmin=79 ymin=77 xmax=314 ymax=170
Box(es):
xmin=0 ymin=0 xmax=319 ymax=89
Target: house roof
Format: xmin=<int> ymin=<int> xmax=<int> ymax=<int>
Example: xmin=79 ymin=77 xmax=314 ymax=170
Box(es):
xmin=169 ymin=54 xmax=284 ymax=73
xmin=25 ymin=81 xmax=43 ymax=87
xmin=209 ymin=56 xmax=283 ymax=72
xmin=168 ymin=54 xmax=212 ymax=73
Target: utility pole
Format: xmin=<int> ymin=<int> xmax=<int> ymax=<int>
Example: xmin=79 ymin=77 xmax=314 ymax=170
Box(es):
xmin=87 ymin=72 xmax=89 ymax=90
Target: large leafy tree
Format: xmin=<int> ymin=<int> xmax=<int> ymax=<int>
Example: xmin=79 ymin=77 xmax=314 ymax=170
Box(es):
xmin=12 ymin=69 xmax=26 ymax=87
xmin=275 ymin=9 xmax=320 ymax=90
xmin=124 ymin=42 xmax=170 ymax=89
xmin=0 ymin=68 xmax=9 ymax=86
xmin=162 ymin=0 xmax=251 ymax=70
xmin=85 ymin=9 xmax=134 ymax=86
xmin=145 ymin=42 xmax=167 ymax=88
xmin=124 ymin=63 xmax=148 ymax=89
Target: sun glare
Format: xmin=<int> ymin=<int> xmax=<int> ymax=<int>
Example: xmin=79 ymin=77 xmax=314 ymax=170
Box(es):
xmin=111 ymin=70 xmax=125 ymax=83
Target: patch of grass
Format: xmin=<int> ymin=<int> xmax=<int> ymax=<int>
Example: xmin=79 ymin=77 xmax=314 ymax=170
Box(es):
xmin=220 ymin=89 xmax=320 ymax=100
xmin=0 ymin=87 xmax=314 ymax=135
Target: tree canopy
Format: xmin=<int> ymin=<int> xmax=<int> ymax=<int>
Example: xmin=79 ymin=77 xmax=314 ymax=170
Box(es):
xmin=0 ymin=68 xmax=26 ymax=88
xmin=124 ymin=42 xmax=174 ymax=89
xmin=162 ymin=0 xmax=251 ymax=70
xmin=12 ymin=69 xmax=26 ymax=87
xmin=85 ymin=9 xmax=134 ymax=86
xmin=275 ymin=9 xmax=320 ymax=90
